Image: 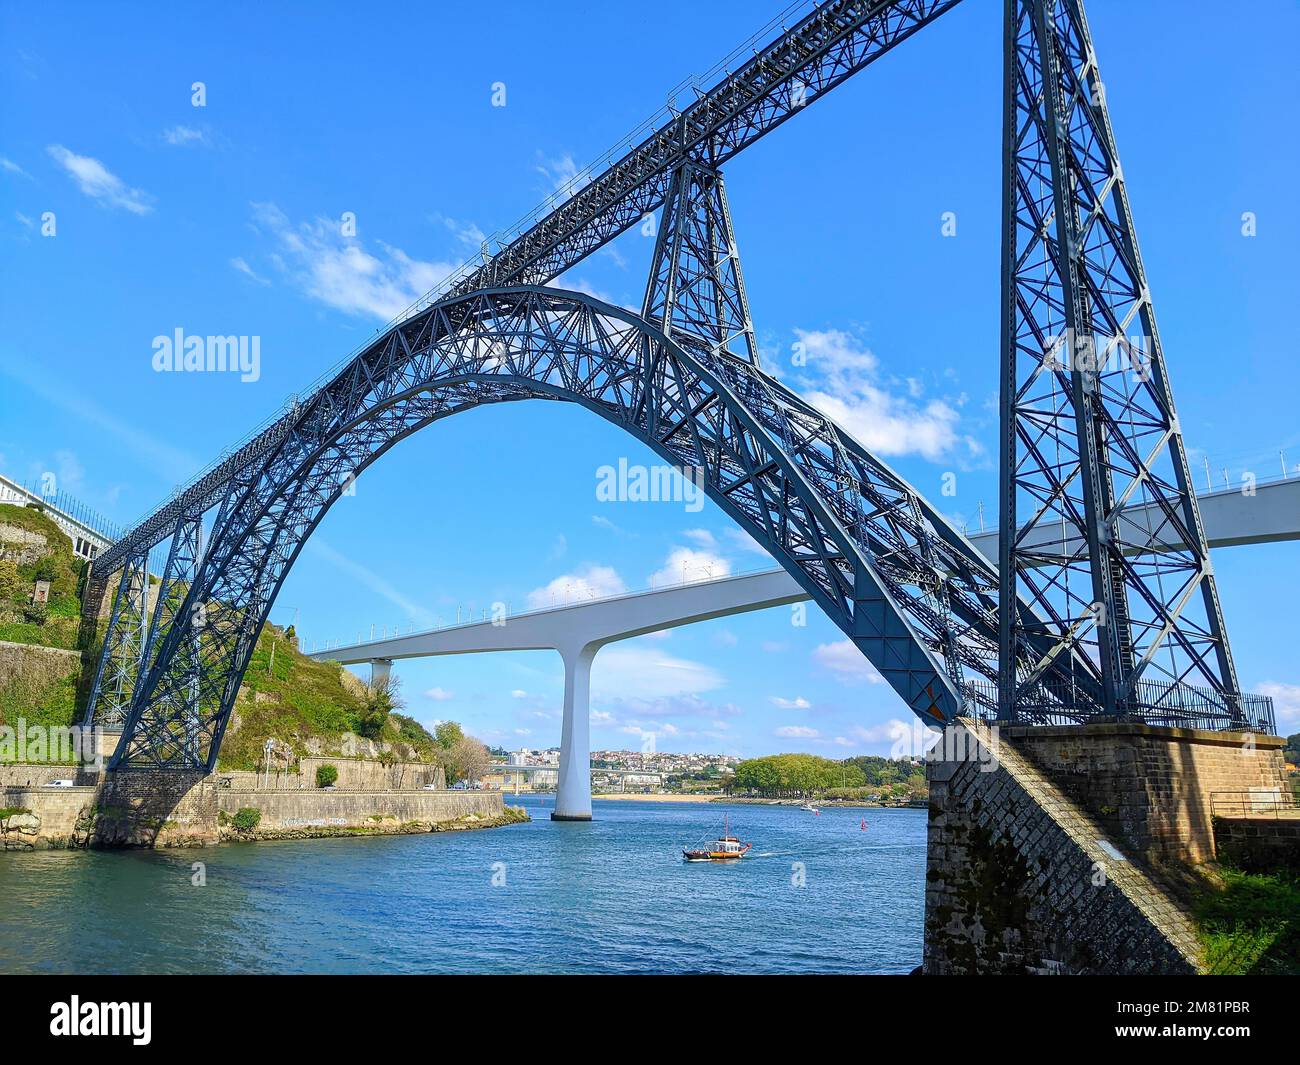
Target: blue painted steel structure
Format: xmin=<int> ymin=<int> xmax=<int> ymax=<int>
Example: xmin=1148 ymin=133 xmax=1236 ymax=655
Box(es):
xmin=81 ymin=0 xmax=1267 ymax=770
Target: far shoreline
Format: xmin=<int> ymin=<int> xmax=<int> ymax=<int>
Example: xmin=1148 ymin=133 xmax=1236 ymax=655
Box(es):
xmin=589 ymin=793 xmax=921 ymax=809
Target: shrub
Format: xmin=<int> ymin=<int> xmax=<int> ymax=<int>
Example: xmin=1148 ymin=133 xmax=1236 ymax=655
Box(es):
xmin=0 ymin=560 xmax=20 ymax=600
xmin=232 ymin=807 xmax=261 ymax=832
xmin=316 ymin=764 xmax=339 ymax=789
xmin=21 ymin=601 xmax=48 ymax=626
xmin=32 ymin=556 xmax=58 ymax=582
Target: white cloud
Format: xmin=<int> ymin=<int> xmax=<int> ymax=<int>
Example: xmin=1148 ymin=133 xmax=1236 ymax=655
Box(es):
xmin=683 ymin=528 xmax=717 ymax=549
xmin=536 ymin=152 xmax=587 ymax=196
xmin=230 ymin=256 xmax=270 ymax=286
xmin=775 ymin=725 xmax=819 ymax=738
xmin=306 ymin=537 xmax=434 ymax=627
xmin=591 ymin=646 xmax=724 ymax=700
xmin=1259 ymin=681 xmax=1300 ymax=729
xmin=770 ymin=696 xmax=811 ymax=710
xmin=649 ymin=546 xmax=731 ymax=587
xmin=813 ymin=639 xmax=885 ymax=685
xmin=423 ymin=687 xmax=454 ymax=701
xmin=849 ymin=720 xmax=914 ymax=745
xmin=1 ymin=157 xmax=31 ymax=179
xmin=432 ymin=212 xmax=485 ymax=248
xmin=248 ymin=201 xmax=457 ymax=320
xmin=513 ymin=727 xmax=531 ymax=736
xmin=794 ymin=328 xmax=979 ymax=462
xmin=47 ymin=145 xmax=153 ymax=214
xmin=723 ymin=527 xmax=771 ymax=557
xmin=527 ymin=563 xmax=626 ymax=608
xmin=510 ymin=689 xmax=528 ymax=699
xmin=162 ymin=125 xmax=208 ymax=147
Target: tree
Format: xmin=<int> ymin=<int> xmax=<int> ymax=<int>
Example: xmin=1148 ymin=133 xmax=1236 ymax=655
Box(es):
xmin=445 ymin=735 xmax=490 ymax=785
xmin=434 ymin=720 xmax=465 ymax=749
xmin=316 ymin=764 xmax=338 ymax=788
xmin=358 ymin=677 xmax=404 ymax=738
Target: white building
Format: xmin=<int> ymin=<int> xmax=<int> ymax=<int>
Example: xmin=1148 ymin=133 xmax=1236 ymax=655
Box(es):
xmin=0 ymin=473 xmax=117 ymax=561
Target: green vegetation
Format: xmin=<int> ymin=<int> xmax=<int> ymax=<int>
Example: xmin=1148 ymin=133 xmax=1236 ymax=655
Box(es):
xmin=315 ymin=763 xmax=338 ymax=788
xmin=231 ymin=807 xmax=262 ymax=832
xmin=732 ymin=752 xmax=926 ymax=799
xmin=220 ymin=623 xmax=438 ymax=771
xmin=0 ymin=669 xmax=79 ymax=738
xmin=0 ymin=806 xmax=33 ymax=820
xmin=1197 ymin=868 xmax=1299 ymax=975
xmin=0 ymin=503 xmax=84 ymax=650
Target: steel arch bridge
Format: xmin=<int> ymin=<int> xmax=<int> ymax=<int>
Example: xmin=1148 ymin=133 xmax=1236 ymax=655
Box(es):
xmin=83 ymin=0 xmax=1266 ymax=771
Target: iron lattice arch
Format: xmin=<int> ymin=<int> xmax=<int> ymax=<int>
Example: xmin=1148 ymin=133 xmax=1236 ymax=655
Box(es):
xmin=83 ymin=0 xmax=1276 ymax=769
xmin=107 ymin=286 xmax=1102 ymax=771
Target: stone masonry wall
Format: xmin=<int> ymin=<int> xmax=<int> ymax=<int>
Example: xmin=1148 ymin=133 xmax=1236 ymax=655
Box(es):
xmin=218 ymin=788 xmax=501 ymax=835
xmin=219 ymin=757 xmax=445 ymax=792
xmin=1 ymin=765 xmax=506 ymax=850
xmin=1 ymin=786 xmax=92 ymax=849
xmin=1213 ymin=815 xmax=1300 ymax=875
xmin=1004 ymin=723 xmax=1288 ymax=865
xmin=93 ymin=770 xmax=219 ymax=847
xmin=924 ymin=719 xmax=1203 ymax=975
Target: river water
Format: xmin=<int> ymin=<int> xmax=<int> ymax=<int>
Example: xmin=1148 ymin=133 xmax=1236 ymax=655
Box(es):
xmin=0 ymin=796 xmax=926 ymax=974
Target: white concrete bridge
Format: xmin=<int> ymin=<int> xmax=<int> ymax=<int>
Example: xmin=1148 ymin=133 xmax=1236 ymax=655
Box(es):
xmin=308 ymin=478 xmax=1300 ymax=821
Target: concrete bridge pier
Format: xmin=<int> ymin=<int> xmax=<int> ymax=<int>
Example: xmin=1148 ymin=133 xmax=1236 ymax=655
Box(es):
xmin=370 ymin=658 xmax=392 ymax=688
xmin=552 ymin=642 xmax=599 ymax=821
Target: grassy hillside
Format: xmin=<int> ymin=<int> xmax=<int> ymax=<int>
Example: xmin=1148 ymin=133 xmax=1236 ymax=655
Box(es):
xmin=220 ymin=622 xmax=439 ymax=770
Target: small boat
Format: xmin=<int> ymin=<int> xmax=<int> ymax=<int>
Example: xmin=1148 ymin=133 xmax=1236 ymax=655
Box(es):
xmin=799 ymin=801 xmax=820 ymax=814
xmin=682 ymin=815 xmax=752 ymax=862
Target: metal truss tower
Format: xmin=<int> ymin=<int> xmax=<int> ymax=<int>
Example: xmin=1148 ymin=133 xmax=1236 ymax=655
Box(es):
xmin=997 ymin=0 xmax=1241 ymax=723
xmin=644 ymin=161 xmax=760 ymax=366
xmin=83 ymin=550 xmax=149 ymax=728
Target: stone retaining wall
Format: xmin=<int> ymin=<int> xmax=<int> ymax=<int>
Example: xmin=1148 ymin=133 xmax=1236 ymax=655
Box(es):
xmin=219 ymin=758 xmax=445 ymax=792
xmin=1213 ymin=815 xmax=1300 ymax=874
xmin=0 ymin=786 xmax=92 ymax=848
xmin=0 ymin=764 xmax=510 ymax=850
xmin=218 ymin=788 xmax=502 ymax=837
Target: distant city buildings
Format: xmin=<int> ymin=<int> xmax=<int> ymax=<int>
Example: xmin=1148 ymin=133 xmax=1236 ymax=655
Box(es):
xmin=483 ymin=746 xmax=740 ymax=793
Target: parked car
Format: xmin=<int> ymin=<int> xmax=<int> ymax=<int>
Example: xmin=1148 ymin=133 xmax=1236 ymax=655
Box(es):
xmin=45 ymin=779 xmax=75 ymax=788
xmin=422 ymin=784 xmax=439 ymax=790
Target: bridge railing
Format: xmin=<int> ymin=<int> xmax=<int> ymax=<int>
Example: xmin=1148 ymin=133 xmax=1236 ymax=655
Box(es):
xmin=1210 ymin=790 xmax=1298 ymax=819
xmin=962 ymin=680 xmax=1276 ymax=734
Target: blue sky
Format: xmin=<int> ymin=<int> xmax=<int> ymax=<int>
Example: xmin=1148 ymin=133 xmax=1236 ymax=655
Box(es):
xmin=2 ymin=0 xmax=1297 ymax=755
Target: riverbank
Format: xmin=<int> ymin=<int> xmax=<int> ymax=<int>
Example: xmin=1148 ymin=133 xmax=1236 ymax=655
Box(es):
xmin=591 ymin=793 xmax=921 ymax=808
xmin=593 ymin=792 xmax=718 ymax=803
xmin=2 ymin=766 xmax=526 ymax=849
xmin=225 ymin=803 xmax=529 ymax=842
